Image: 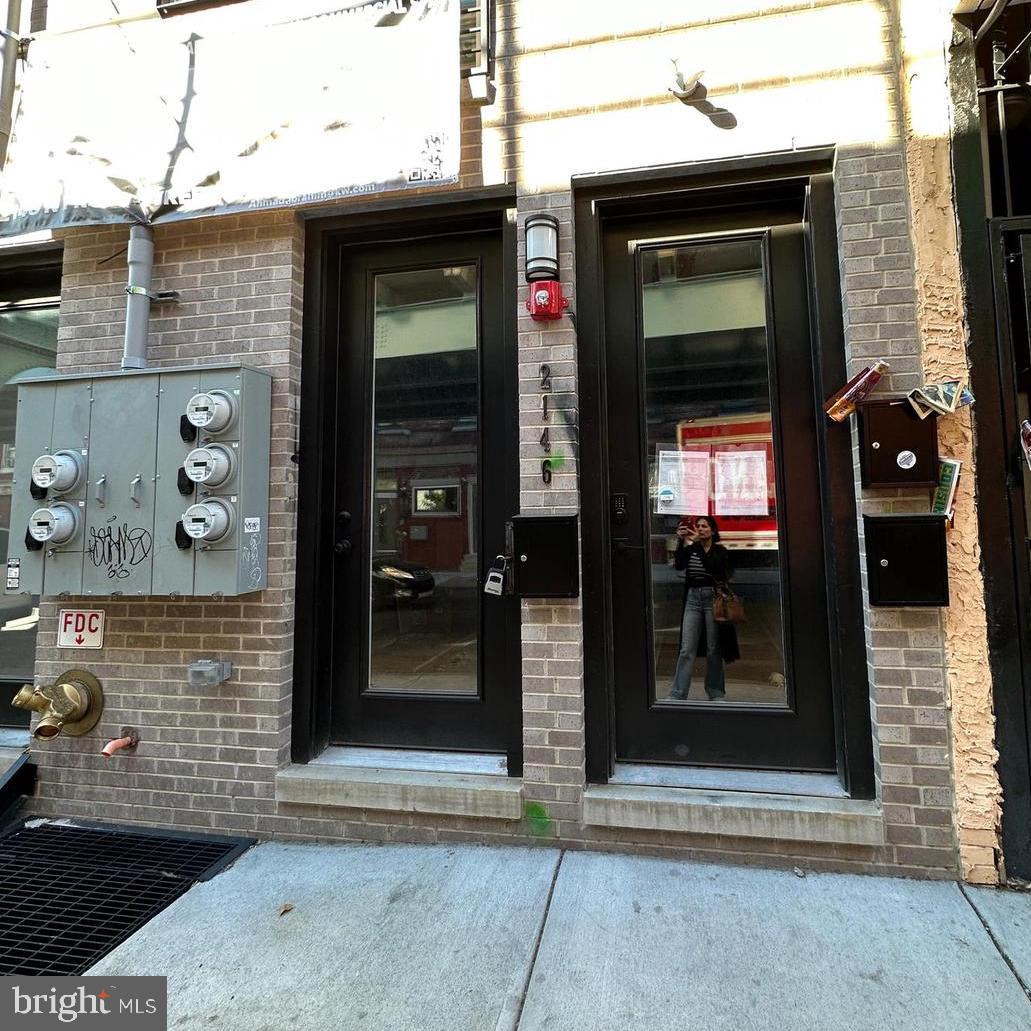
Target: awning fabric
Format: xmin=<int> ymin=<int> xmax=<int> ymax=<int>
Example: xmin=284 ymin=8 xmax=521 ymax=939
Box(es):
xmin=0 ymin=0 xmax=460 ymax=235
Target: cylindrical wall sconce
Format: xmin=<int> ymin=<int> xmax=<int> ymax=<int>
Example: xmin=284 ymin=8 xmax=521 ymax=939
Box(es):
xmin=524 ymin=213 xmax=560 ymax=282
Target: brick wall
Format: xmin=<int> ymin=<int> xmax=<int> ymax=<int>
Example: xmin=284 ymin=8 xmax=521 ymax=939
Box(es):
xmin=22 ymin=0 xmax=989 ymax=879
xmin=835 ymin=144 xmax=958 ymax=873
xmin=29 ymin=211 xmax=303 ymax=836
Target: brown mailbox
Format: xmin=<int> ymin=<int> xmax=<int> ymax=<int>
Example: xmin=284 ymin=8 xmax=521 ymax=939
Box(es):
xmin=864 ymin=514 xmax=949 ymax=606
xmin=857 ymin=399 xmax=938 ymax=488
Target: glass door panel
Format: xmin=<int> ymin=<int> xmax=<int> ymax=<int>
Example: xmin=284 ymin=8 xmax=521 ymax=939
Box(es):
xmin=641 ymin=240 xmax=788 ymax=707
xmin=368 ymin=267 xmax=479 ymax=696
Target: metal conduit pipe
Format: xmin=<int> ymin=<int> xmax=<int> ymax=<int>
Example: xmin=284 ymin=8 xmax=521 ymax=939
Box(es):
xmin=122 ymin=223 xmax=155 ymax=370
xmin=975 ymin=0 xmax=1012 ymax=47
xmin=0 ymin=0 xmax=22 ymax=169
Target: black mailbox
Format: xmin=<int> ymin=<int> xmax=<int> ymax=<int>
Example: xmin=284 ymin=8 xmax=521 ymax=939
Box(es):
xmin=509 ymin=515 xmax=579 ymax=598
xmin=857 ymin=398 xmax=938 ymax=488
xmin=864 ymin=514 xmax=948 ymax=606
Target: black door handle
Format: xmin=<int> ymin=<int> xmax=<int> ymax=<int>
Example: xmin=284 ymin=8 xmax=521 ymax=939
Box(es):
xmin=334 ymin=539 xmax=352 ymax=556
xmin=612 ymin=539 xmax=647 ymax=553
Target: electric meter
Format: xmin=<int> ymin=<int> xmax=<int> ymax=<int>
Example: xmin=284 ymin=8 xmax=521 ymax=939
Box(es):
xmin=30 ymin=451 xmax=84 ymax=493
xmin=182 ymin=499 xmax=233 ymax=542
xmin=183 ymin=444 xmax=234 ymax=487
xmin=28 ymin=503 xmax=79 ymax=545
xmin=185 ymin=390 xmax=236 ymax=433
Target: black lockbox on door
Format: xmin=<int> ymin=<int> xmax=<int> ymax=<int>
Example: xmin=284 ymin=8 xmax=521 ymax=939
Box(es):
xmin=864 ymin=514 xmax=949 ymax=606
xmin=857 ymin=398 xmax=939 ymax=488
xmin=509 ymin=515 xmax=579 ymax=598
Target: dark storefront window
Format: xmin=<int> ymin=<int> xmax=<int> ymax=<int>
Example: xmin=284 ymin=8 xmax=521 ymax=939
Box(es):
xmin=0 ymin=260 xmax=60 ymax=723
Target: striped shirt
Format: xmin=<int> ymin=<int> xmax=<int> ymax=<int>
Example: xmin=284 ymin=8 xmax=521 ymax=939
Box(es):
xmin=686 ymin=552 xmax=714 ymax=586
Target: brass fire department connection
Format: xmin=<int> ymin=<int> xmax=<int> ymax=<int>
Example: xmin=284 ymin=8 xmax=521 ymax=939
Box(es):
xmin=11 ymin=669 xmax=104 ymax=740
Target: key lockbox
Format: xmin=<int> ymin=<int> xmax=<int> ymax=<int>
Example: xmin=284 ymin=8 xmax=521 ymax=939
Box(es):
xmin=6 ymin=363 xmax=271 ymax=598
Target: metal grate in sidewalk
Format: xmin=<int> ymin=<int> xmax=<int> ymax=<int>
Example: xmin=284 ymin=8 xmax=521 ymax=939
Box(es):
xmin=0 ymin=821 xmax=250 ymax=975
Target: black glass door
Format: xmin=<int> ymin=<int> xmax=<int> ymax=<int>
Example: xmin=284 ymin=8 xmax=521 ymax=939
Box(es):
xmin=603 ymin=212 xmax=836 ymax=770
xmin=331 ymin=232 xmax=512 ymax=751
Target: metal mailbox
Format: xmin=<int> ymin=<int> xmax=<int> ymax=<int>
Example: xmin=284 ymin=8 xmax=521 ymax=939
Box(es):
xmin=6 ymin=363 xmax=271 ymax=599
xmin=864 ymin=514 xmax=949 ymax=607
xmin=857 ymin=398 xmax=939 ymax=489
xmin=509 ymin=515 xmax=579 ymax=598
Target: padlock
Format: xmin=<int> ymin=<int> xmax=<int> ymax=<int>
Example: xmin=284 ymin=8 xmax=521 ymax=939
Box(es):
xmin=483 ymin=555 xmax=508 ymax=596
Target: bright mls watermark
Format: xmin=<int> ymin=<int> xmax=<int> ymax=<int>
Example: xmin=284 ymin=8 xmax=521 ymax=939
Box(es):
xmin=2 ymin=977 xmax=166 ymax=1029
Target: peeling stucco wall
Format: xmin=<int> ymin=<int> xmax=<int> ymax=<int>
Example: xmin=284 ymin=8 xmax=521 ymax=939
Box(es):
xmin=896 ymin=0 xmax=1002 ymax=884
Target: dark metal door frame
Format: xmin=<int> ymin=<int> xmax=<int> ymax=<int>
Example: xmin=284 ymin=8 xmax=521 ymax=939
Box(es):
xmin=292 ymin=187 xmax=522 ymax=773
xmin=573 ymin=151 xmax=873 ymax=795
xmin=949 ymin=15 xmax=1031 ymax=881
xmin=984 ymin=215 xmax=1031 ymax=878
xmin=333 ymin=233 xmax=509 ymax=751
xmin=603 ymin=215 xmax=836 ymax=770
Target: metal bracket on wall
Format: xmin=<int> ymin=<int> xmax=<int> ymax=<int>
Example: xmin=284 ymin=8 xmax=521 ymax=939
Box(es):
xmin=0 ymin=27 xmax=28 ymax=60
xmin=125 ymin=286 xmax=181 ymax=303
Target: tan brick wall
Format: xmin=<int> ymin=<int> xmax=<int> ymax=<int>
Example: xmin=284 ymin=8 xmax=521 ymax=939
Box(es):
xmin=20 ymin=0 xmax=999 ymax=880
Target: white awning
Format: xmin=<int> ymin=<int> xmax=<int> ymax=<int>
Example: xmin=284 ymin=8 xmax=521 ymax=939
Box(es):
xmin=0 ymin=0 xmax=460 ymax=235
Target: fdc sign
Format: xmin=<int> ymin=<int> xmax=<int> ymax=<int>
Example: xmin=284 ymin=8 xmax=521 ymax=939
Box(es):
xmin=57 ymin=609 xmax=105 ymax=649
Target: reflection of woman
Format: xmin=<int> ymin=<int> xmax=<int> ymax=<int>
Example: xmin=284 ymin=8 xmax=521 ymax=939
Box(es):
xmin=670 ymin=516 xmax=732 ymax=701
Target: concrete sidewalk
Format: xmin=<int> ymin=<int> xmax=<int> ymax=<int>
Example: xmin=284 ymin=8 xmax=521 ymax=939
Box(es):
xmin=90 ymin=842 xmax=1031 ymax=1031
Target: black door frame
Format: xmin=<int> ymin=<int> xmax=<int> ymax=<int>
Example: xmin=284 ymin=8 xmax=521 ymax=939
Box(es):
xmin=948 ymin=21 xmax=1031 ymax=881
xmin=333 ymin=233 xmax=510 ymax=751
xmin=573 ymin=150 xmax=873 ymax=795
xmin=604 ymin=216 xmax=837 ymax=770
xmin=985 ymin=214 xmax=1031 ymax=879
xmin=292 ymin=186 xmax=523 ymax=774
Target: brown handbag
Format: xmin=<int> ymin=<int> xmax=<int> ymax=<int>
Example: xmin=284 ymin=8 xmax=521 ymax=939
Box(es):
xmin=713 ymin=585 xmax=745 ymax=623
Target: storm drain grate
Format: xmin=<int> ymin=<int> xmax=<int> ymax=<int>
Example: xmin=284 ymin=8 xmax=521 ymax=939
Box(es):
xmin=0 ymin=822 xmax=250 ymax=975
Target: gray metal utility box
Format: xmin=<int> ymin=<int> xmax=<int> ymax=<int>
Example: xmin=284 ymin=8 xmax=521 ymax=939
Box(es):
xmin=5 ymin=364 xmax=271 ymax=598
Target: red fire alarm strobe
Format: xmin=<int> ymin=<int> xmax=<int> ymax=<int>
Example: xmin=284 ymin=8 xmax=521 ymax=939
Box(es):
xmin=524 ymin=212 xmax=570 ymax=322
xmin=526 ymin=280 xmax=569 ymax=321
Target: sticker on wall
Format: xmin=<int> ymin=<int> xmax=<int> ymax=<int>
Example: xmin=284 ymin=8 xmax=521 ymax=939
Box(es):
xmin=243 ymin=517 xmax=261 ymax=534
xmin=6 ymin=558 xmax=20 ymax=590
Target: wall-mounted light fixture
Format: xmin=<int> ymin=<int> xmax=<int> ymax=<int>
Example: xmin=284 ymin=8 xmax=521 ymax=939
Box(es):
xmin=524 ymin=213 xmax=569 ymax=321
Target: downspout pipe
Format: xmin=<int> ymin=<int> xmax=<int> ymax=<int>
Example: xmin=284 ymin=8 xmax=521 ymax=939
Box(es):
xmin=122 ymin=223 xmax=154 ymax=370
xmin=0 ymin=0 xmax=22 ymax=169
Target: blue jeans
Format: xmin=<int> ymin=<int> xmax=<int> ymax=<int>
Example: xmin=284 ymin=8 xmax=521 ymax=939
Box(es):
xmin=670 ymin=586 xmax=725 ymax=700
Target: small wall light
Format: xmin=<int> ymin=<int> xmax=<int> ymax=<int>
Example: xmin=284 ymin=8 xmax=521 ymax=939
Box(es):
xmin=524 ymin=213 xmax=569 ymax=321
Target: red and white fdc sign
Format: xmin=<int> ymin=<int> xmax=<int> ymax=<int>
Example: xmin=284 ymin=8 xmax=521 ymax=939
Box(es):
xmin=57 ymin=609 xmax=105 ymax=649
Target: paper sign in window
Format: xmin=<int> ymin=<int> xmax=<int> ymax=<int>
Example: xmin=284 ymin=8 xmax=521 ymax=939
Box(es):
xmin=714 ymin=450 xmax=769 ymax=516
xmin=654 ymin=449 xmax=709 ymax=515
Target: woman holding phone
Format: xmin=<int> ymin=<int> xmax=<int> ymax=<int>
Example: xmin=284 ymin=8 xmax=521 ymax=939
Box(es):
xmin=669 ymin=515 xmax=732 ymax=701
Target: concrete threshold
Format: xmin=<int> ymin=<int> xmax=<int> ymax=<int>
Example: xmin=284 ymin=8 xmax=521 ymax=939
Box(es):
xmin=276 ymin=762 xmax=523 ymax=820
xmin=583 ymin=782 xmax=884 ymax=846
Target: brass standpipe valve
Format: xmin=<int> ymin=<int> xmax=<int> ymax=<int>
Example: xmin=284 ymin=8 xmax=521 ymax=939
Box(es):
xmin=11 ymin=669 xmax=104 ymax=740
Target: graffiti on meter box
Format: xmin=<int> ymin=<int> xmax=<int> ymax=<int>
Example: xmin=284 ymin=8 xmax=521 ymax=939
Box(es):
xmin=58 ymin=609 xmax=105 ymax=649
xmin=86 ymin=520 xmax=153 ymax=580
